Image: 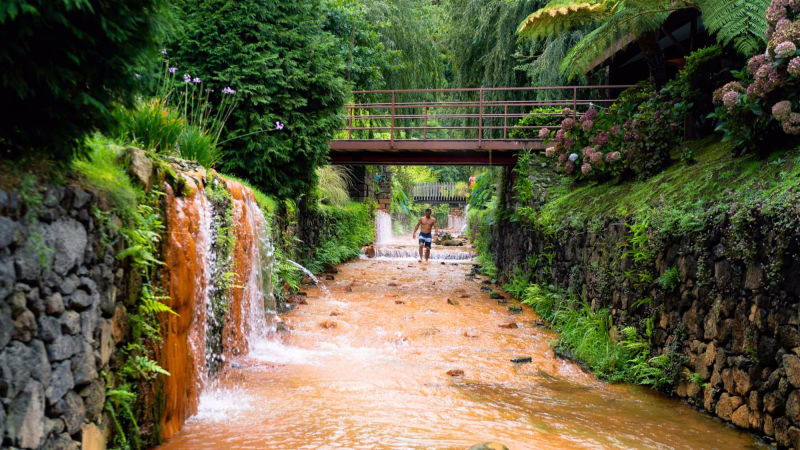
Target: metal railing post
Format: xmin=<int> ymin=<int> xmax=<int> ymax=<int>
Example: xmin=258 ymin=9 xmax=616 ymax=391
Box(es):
xmin=424 ymin=106 xmax=428 ymax=140
xmin=478 ymin=88 xmax=484 ymax=144
xmin=503 ymin=104 xmax=508 ymax=140
xmin=573 ymin=87 xmax=578 ymax=118
xmin=348 ymin=106 xmax=353 ymax=140
xmin=391 ymin=91 xmax=396 ymax=146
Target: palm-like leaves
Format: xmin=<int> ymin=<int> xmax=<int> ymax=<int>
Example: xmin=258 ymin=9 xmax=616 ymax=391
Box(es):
xmin=518 ymin=0 xmax=770 ymax=80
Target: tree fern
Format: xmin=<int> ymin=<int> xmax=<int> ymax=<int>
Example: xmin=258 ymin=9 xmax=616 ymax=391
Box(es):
xmin=698 ymin=0 xmax=768 ymax=56
xmin=517 ymin=0 xmax=608 ymax=40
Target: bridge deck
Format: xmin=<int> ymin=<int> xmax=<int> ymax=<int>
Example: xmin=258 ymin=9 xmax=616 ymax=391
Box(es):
xmin=329 ymin=139 xmax=543 ymax=165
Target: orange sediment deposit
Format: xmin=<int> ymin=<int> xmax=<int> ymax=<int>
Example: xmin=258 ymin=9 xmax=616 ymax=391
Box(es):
xmin=158 ymin=178 xmax=210 ymax=440
xmin=319 ymin=320 xmax=338 ymax=329
xmin=499 ymin=322 xmax=518 ymax=329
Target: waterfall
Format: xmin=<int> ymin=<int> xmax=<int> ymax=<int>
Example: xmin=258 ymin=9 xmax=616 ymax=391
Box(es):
xmin=159 ymin=173 xmax=276 ymax=440
xmin=375 ymin=210 xmax=393 ymax=245
xmin=461 ymin=204 xmax=470 ymax=235
xmin=287 ymin=259 xmax=330 ymax=295
xmin=447 ymin=213 xmax=465 ymax=234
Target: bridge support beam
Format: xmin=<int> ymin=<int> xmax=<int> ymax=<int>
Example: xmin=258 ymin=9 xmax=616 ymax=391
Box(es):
xmin=376 ymin=167 xmax=392 ymax=212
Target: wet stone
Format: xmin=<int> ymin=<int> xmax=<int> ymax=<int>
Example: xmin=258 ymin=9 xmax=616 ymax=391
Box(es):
xmin=38 ymin=315 xmax=61 ymax=342
xmin=46 ymin=361 xmax=74 ymax=406
xmin=46 ymin=292 xmax=65 ymax=315
xmin=6 ymin=380 xmax=45 ymax=448
xmin=47 ymin=335 xmax=79 ymax=361
xmin=511 ymin=357 xmax=532 ymax=364
xmin=61 ymin=310 xmax=81 ymax=335
xmin=66 ymin=289 xmax=93 ymax=310
xmin=53 ymin=391 xmax=85 ymax=435
xmin=446 ymin=369 xmax=464 ymax=377
xmin=13 ymin=309 xmax=37 ymax=342
xmin=71 ymin=340 xmax=98 ymax=386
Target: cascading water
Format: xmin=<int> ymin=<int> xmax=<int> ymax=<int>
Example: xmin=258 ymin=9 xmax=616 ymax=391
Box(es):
xmin=375 ymin=209 xmax=393 ymax=245
xmin=447 ymin=212 xmax=465 ymax=234
xmin=287 ymin=259 xmax=329 ymax=295
xmin=158 ymin=172 xmax=276 ymax=440
xmin=361 ymin=247 xmax=475 ymax=261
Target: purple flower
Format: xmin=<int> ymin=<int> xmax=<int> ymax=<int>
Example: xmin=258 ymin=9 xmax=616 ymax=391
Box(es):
xmin=192 ymin=77 xmax=201 ymax=84
xmin=275 ymin=121 xmax=285 ymax=130
xmin=584 ymin=108 xmax=598 ymax=121
xmin=773 ymin=100 xmax=793 ymax=121
xmin=775 ymin=41 xmax=797 ymax=58
xmin=538 ymin=128 xmax=550 ymax=139
xmin=222 ymin=86 xmax=237 ymax=95
xmin=161 ymin=48 xmax=168 ymax=55
xmin=580 ymin=163 xmax=592 ymax=175
xmin=169 ymin=67 xmax=178 ymax=74
xmin=183 ymin=74 xmax=192 ymax=83
xmin=562 ymin=117 xmax=576 ymax=130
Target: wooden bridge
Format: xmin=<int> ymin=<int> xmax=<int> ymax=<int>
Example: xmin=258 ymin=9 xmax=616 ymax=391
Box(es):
xmin=328 ymin=85 xmax=631 ymax=165
xmin=412 ymin=183 xmax=468 ymax=204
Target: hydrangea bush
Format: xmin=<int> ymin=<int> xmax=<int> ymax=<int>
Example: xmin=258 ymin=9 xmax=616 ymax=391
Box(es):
xmin=711 ymin=0 xmax=800 ymax=154
xmin=541 ymin=83 xmax=683 ymax=181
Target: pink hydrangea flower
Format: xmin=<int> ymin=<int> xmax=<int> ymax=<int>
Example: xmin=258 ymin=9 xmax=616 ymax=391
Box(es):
xmin=775 ymin=41 xmax=797 ymax=58
xmin=545 ymin=146 xmax=556 ymax=158
xmin=610 ymin=125 xmax=621 ymax=135
xmin=723 ymin=90 xmax=739 ymax=109
xmin=562 ymin=117 xmax=576 ymax=130
xmin=582 ymin=146 xmax=594 ymax=157
xmin=584 ymin=108 xmax=598 ymax=121
xmin=789 ymin=56 xmax=800 ymax=77
xmin=558 ymin=153 xmax=568 ymax=163
xmin=772 ymin=100 xmax=793 ymax=121
xmin=580 ymin=163 xmax=592 ymax=175
xmin=538 ymin=128 xmax=550 ymax=139
xmin=565 ymin=161 xmax=575 ymax=174
xmin=562 ymin=107 xmax=571 ymax=116
xmin=590 ymin=152 xmax=603 ymax=164
xmin=582 ymin=120 xmax=594 ymax=132
xmin=783 ymin=112 xmax=800 ymax=134
xmin=555 ymin=129 xmax=566 ymax=141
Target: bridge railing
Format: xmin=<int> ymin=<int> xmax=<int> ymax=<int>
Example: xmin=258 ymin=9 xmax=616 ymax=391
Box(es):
xmin=412 ymin=182 xmax=468 ymax=203
xmin=338 ymin=85 xmax=634 ymax=142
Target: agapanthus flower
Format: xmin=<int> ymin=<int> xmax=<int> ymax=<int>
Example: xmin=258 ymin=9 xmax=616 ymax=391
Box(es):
xmin=565 ymin=161 xmax=575 ymax=174
xmin=222 ymin=86 xmax=237 ymax=95
xmin=789 ymin=56 xmax=800 ymax=77
xmin=558 ymin=153 xmax=568 ymax=164
xmin=723 ymin=90 xmax=740 ymax=109
xmin=562 ymin=107 xmax=571 ymax=116
xmin=275 ymin=121 xmax=285 ymax=130
xmin=775 ymin=41 xmax=797 ymax=58
xmin=183 ymin=74 xmax=192 ymax=83
xmin=169 ymin=67 xmax=178 ymax=74
xmin=783 ymin=112 xmax=800 ymax=134
xmin=581 ymin=163 xmax=592 ymax=175
xmin=545 ymin=146 xmax=556 ymax=158
xmin=773 ymin=100 xmax=793 ymax=121
xmin=582 ymin=120 xmax=594 ymax=132
xmin=538 ymin=128 xmax=550 ymax=139
xmin=568 ymin=153 xmax=578 ymax=162
xmin=562 ymin=117 xmax=576 ymax=130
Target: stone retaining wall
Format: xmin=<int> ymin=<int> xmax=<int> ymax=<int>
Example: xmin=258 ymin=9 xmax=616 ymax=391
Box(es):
xmin=490 ymin=166 xmax=800 ymax=447
xmin=0 ymin=184 xmax=124 ymax=449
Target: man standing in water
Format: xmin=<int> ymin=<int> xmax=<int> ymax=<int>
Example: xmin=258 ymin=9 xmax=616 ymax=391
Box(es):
xmin=412 ymin=208 xmax=438 ymax=262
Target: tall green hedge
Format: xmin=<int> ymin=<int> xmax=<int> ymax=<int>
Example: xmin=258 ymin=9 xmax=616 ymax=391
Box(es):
xmin=170 ymin=0 xmax=346 ymax=199
xmin=0 ymin=0 xmax=169 ymax=161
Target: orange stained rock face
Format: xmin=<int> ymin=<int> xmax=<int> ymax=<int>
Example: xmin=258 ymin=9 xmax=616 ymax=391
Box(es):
xmin=159 ymin=250 xmax=759 ymax=449
xmin=158 ymin=178 xmax=211 ymax=440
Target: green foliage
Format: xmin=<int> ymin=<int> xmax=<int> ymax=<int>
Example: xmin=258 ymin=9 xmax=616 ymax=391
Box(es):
xmin=508 ymin=107 xmax=564 ymax=139
xmin=519 ymin=283 xmax=676 ymax=389
xmin=698 ymin=0 xmax=769 ymax=56
xmin=171 ymin=0 xmax=346 ymax=198
xmin=316 ymin=165 xmax=353 ymax=208
xmin=657 ymin=266 xmax=680 ymax=293
xmin=0 ymin=0 xmax=171 ymax=161
xmin=117 ymin=98 xmax=184 ymax=154
xmin=304 ymin=201 xmax=375 ymax=272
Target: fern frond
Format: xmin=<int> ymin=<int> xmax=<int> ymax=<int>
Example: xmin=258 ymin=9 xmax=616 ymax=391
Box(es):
xmin=559 ymin=6 xmax=670 ymax=80
xmin=698 ymin=0 xmax=769 ymax=56
xmin=133 ymin=355 xmax=171 ymax=377
xmin=518 ymin=0 xmax=609 ymax=39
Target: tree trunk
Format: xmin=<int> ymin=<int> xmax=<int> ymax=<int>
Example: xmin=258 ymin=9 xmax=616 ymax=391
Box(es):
xmin=638 ymin=31 xmax=667 ymax=88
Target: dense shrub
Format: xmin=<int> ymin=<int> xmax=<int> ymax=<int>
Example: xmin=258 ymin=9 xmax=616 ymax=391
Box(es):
xmin=710 ymin=0 xmax=800 ymax=154
xmin=0 ymin=0 xmax=169 ymax=161
xmin=170 ymin=0 xmax=346 ymax=198
xmin=508 ymin=107 xmax=564 ymax=139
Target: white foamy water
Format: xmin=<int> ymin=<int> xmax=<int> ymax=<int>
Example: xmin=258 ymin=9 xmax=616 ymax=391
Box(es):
xmin=361 ymin=247 xmax=475 ymax=261
xmin=375 ymin=210 xmax=393 ymax=245
xmin=249 ymin=339 xmax=325 ymax=365
xmin=190 ymin=388 xmax=254 ymax=423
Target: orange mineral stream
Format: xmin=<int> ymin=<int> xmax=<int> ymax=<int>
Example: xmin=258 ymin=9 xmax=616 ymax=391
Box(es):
xmin=158 ymin=244 xmax=759 ymax=449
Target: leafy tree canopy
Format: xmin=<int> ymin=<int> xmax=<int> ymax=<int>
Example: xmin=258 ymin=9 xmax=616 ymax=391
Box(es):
xmin=170 ymin=0 xmax=346 ymax=199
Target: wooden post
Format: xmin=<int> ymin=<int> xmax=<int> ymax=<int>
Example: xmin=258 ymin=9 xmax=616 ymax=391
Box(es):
xmin=391 ymin=91 xmax=396 ymax=146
